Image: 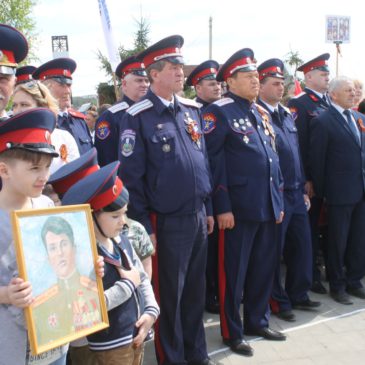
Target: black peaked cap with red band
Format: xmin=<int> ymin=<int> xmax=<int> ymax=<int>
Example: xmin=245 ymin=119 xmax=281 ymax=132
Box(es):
xmin=49 ymin=147 xmax=99 ymax=196
xmin=257 ymin=58 xmax=285 ymax=81
xmin=62 ymin=161 xmax=129 ymax=211
xmin=0 ymin=24 xmax=28 ymax=75
xmin=138 ymin=35 xmax=184 ymax=68
xmin=33 ymin=57 xmax=77 ymax=85
xmin=115 ymin=55 xmax=147 ymax=79
xmin=15 ymin=65 xmax=36 ymax=84
xmin=0 ymin=108 xmax=58 ymax=156
xmin=217 ymin=48 xmax=256 ymax=82
xmin=297 ymin=53 xmax=330 ymax=74
xmin=186 ymin=60 xmax=219 ymax=87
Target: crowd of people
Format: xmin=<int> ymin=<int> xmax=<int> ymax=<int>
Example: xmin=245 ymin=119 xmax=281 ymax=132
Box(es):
xmin=1 ymin=21 xmax=365 ymax=365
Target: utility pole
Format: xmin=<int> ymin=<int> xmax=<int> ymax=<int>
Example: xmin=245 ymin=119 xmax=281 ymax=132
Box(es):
xmin=209 ymin=16 xmax=212 ymax=59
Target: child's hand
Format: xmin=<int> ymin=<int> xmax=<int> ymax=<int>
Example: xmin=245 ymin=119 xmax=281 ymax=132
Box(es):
xmin=133 ymin=313 xmax=155 ymax=348
xmin=118 ymin=266 xmax=141 ymax=287
xmin=7 ymin=278 xmax=33 ymax=308
xmin=95 ymin=256 xmax=105 ymax=278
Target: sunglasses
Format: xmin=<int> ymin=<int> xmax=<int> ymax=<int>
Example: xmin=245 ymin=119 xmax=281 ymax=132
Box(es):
xmin=23 ymin=80 xmax=46 ymax=99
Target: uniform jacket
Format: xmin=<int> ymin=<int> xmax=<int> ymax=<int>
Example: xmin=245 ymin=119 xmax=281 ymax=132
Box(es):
xmin=95 ymin=95 xmax=134 ymax=167
xmin=258 ymin=99 xmax=305 ymax=192
xmin=309 ymin=105 xmax=365 ymax=205
xmin=202 ymin=92 xmax=284 ymax=222
xmin=288 ymin=88 xmax=329 ymax=178
xmin=58 ymin=109 xmax=93 ymax=155
xmin=87 ymin=235 xmax=159 ymax=351
xmin=118 ymin=89 xmax=212 ymax=234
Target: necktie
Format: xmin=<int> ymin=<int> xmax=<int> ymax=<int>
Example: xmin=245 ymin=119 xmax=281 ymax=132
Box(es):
xmin=273 ymin=109 xmax=282 ymax=124
xmin=343 ymin=109 xmax=360 ymax=142
xmin=168 ymin=103 xmax=175 ymax=116
xmin=322 ymin=95 xmax=328 ymax=106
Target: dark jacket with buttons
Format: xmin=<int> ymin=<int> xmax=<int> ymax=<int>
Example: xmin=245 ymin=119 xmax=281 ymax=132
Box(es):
xmin=118 ymin=89 xmax=212 ymax=234
xmin=202 ymin=91 xmax=284 ymax=222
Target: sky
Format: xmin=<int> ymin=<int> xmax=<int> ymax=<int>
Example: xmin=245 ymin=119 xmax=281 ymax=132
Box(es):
xmin=31 ymin=0 xmax=364 ymax=97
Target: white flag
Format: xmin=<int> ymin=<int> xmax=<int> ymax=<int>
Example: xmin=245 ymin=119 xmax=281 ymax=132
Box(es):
xmin=97 ymin=0 xmax=119 ymax=71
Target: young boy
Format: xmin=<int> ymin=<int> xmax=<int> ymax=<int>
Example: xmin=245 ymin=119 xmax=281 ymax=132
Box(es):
xmin=0 ymin=108 xmax=65 ymax=364
xmin=62 ymin=161 xmax=159 ymax=365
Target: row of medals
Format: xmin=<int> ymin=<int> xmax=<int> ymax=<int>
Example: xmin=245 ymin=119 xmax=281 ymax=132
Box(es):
xmin=233 ymin=118 xmax=253 ymax=144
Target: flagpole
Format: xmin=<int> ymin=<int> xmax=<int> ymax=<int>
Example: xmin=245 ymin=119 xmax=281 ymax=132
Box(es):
xmin=334 ymin=40 xmax=342 ymax=77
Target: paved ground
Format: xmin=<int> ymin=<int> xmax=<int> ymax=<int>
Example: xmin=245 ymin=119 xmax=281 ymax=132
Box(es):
xmin=143 ymin=283 xmax=365 ymax=364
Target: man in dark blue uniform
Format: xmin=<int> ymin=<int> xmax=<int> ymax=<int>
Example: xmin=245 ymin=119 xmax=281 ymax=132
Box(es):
xmin=0 ymin=24 xmax=28 ymax=118
xmin=33 ymin=58 xmax=93 ymax=155
xmin=186 ymin=60 xmax=221 ymax=314
xmin=118 ymin=35 xmax=218 ymax=365
xmin=288 ymin=54 xmax=331 ymax=294
xmin=95 ymin=55 xmax=149 ymax=167
xmin=310 ymin=76 xmax=365 ymax=305
xmin=186 ymin=60 xmax=221 ymax=112
xmin=202 ymin=49 xmax=285 ymax=357
xmin=257 ymin=58 xmax=320 ymax=322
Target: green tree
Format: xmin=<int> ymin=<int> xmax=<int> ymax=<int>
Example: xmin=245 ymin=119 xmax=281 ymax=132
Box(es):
xmin=0 ymin=0 xmax=38 ymax=62
xmin=284 ymin=50 xmax=304 ymax=77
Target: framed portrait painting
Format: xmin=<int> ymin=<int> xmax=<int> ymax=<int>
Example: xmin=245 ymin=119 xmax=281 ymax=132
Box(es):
xmin=11 ymin=204 xmax=109 ymax=355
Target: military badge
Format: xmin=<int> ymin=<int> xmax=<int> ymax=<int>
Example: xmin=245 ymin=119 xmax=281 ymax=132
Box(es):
xmin=289 ymin=107 xmax=298 ymax=121
xmin=121 ymin=129 xmax=136 ymax=157
xmin=184 ymin=113 xmax=201 ymax=147
xmin=309 ymin=94 xmax=319 ymax=102
xmin=202 ymin=113 xmax=216 ymax=134
xmin=96 ymin=121 xmax=111 ymax=140
xmin=59 ymin=144 xmax=68 ymax=162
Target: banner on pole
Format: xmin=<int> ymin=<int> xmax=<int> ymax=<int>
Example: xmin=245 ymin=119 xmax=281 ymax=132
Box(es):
xmin=326 ymin=15 xmax=350 ymax=43
xmin=98 ymin=0 xmax=120 ymax=71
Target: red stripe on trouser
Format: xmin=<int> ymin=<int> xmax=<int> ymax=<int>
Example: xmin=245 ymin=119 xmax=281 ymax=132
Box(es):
xmin=270 ymin=297 xmax=280 ymax=314
xmin=218 ymin=228 xmax=230 ymax=339
xmin=150 ymin=213 xmax=165 ymax=364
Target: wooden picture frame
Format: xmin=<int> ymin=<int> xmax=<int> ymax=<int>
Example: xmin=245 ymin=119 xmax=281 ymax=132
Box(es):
xmin=11 ymin=204 xmax=109 ymax=356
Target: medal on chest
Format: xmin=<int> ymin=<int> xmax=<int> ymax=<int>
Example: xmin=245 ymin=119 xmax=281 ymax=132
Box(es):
xmin=184 ymin=112 xmax=201 ymax=148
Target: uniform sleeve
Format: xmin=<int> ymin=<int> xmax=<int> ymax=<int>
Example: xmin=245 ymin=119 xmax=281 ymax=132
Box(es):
xmin=202 ymin=105 xmax=232 ymax=215
xmin=309 ymin=116 xmax=328 ymax=198
xmin=119 ymin=113 xmax=153 ymax=233
xmin=95 ymin=111 xmax=119 ymax=167
xmin=288 ymin=98 xmax=311 ymax=179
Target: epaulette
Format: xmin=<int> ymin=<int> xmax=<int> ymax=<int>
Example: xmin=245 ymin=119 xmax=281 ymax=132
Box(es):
xmin=255 ymin=103 xmax=270 ymax=115
xmin=176 ymin=95 xmax=200 ymax=108
xmin=291 ymin=92 xmax=305 ymax=99
xmin=108 ymin=101 xmax=129 ymax=114
xmin=213 ymin=97 xmax=234 ymax=106
xmin=80 ymin=275 xmax=98 ymax=292
xmin=32 ymin=284 xmax=59 ymax=307
xmin=194 ymin=98 xmax=203 ymax=108
xmin=68 ymin=108 xmax=86 ymax=119
xmin=127 ymin=99 xmax=153 ymax=116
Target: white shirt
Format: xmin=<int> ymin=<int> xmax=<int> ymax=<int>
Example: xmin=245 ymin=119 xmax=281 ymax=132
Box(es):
xmin=50 ymin=128 xmax=80 ymax=174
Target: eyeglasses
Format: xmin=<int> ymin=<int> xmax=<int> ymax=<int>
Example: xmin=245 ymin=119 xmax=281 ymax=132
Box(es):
xmin=23 ymin=80 xmax=46 ymax=99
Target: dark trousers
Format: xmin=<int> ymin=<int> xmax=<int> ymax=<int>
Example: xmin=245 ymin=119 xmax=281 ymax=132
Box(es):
xmin=219 ymin=220 xmax=277 ymax=341
xmin=271 ymin=190 xmax=312 ymax=312
xmin=309 ymin=197 xmax=326 ymax=282
xmin=205 ymin=221 xmax=219 ymax=306
xmin=154 ymin=209 xmax=208 ymax=365
xmin=327 ymin=200 xmax=365 ymax=292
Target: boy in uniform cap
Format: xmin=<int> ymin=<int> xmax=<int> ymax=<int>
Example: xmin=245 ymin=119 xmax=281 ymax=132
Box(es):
xmin=95 ymin=55 xmax=149 ymax=167
xmin=15 ymin=65 xmax=36 ymax=85
xmin=257 ymin=58 xmax=320 ymax=322
xmin=288 ymin=53 xmax=331 ymax=295
xmin=118 ymin=35 xmax=218 ymax=365
xmin=33 ymin=58 xmax=93 ymax=155
xmin=187 ymin=60 xmax=221 ymax=314
xmin=202 ymin=48 xmax=285 ymax=355
xmin=62 ymin=161 xmax=159 ymax=364
xmin=0 ymin=24 xmax=28 ymax=118
xmin=0 ymin=108 xmax=71 ymax=364
xmin=186 ymin=60 xmax=221 ymax=112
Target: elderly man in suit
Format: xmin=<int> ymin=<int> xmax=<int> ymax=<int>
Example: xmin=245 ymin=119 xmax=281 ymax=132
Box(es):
xmin=309 ymin=76 xmax=365 ymax=305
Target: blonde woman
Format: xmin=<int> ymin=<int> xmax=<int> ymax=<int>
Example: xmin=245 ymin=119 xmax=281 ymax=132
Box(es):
xmin=12 ymin=81 xmax=80 ymax=173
